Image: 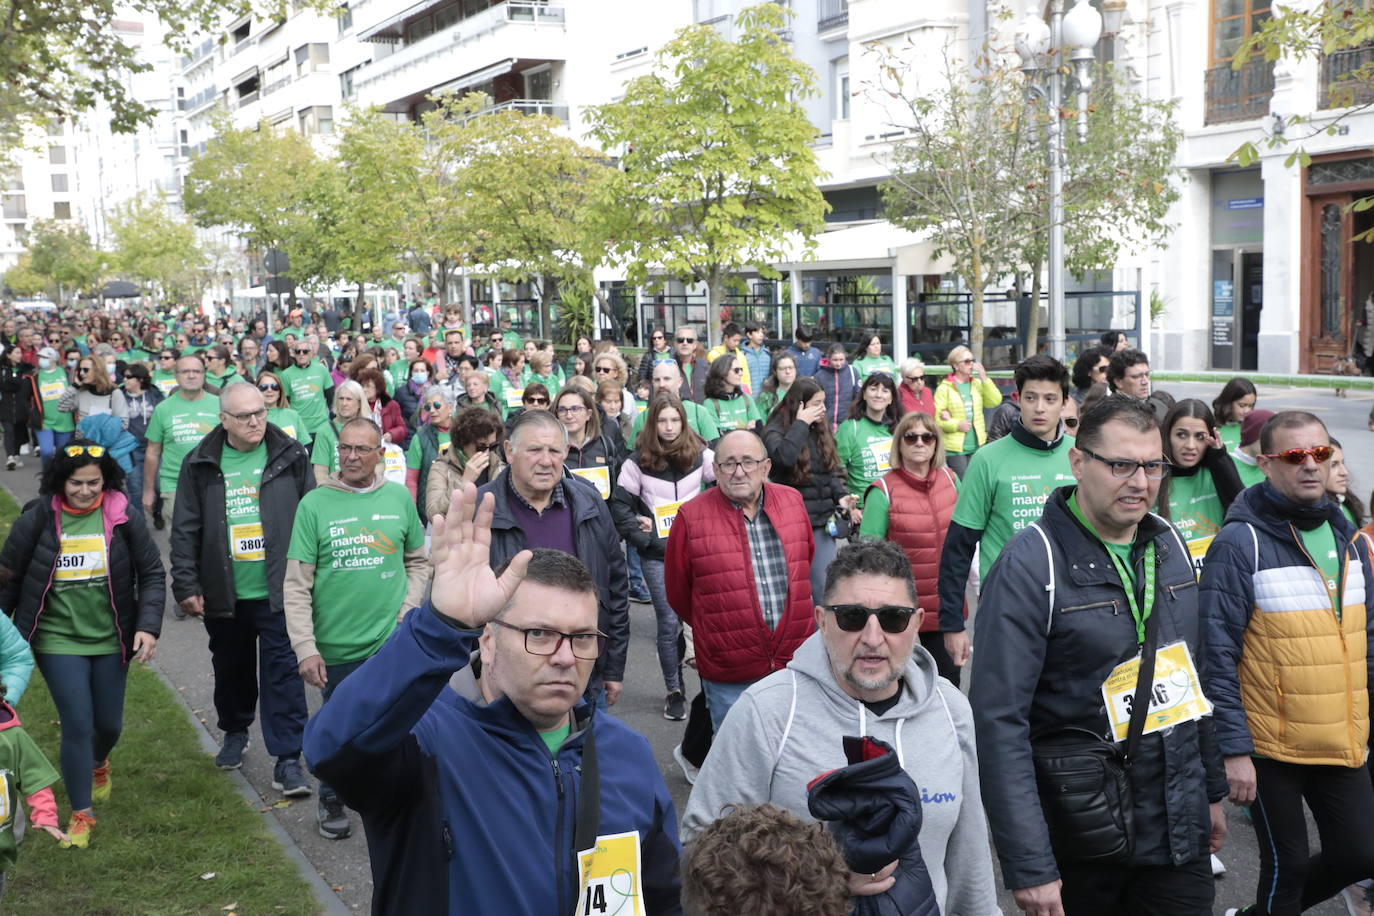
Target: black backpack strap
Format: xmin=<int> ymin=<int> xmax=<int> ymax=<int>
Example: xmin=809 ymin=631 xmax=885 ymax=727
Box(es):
xmin=1124 ymin=598 xmax=1162 ymax=766
xmin=573 ymin=723 xmax=600 ymax=854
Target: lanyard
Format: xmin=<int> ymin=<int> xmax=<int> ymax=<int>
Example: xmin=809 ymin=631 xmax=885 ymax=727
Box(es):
xmin=1104 ymin=542 xmax=1155 ymax=645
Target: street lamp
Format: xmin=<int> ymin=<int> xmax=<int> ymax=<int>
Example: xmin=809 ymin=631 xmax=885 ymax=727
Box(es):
xmin=1016 ymin=0 xmax=1105 ymax=362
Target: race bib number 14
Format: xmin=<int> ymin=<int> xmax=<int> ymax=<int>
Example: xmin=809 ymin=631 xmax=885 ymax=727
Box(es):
xmin=576 ymin=831 xmax=643 ymax=916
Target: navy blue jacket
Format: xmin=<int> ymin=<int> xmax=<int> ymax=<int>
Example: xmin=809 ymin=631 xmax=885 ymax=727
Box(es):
xmin=783 ymin=343 xmax=824 ymax=378
xmin=304 ymin=604 xmax=683 ymax=915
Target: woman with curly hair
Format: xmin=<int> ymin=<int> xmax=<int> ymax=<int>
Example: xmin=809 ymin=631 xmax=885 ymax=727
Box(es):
xmin=425 ymin=407 xmax=504 ymax=519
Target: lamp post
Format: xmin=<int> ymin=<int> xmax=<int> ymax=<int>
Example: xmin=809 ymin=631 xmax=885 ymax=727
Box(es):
xmin=1016 ymin=0 xmax=1125 ymax=361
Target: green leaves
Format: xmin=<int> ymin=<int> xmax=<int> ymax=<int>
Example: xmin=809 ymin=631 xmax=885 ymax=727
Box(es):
xmin=107 ymin=193 xmax=202 ymax=304
xmin=25 ymin=219 xmax=104 ymax=298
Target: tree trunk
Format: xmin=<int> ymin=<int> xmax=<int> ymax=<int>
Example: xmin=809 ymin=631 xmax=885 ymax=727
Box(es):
xmin=707 ymin=270 xmax=726 ymax=348
xmin=356 ymin=281 xmax=365 ymax=326
xmin=1024 ymin=266 xmax=1043 ymax=360
xmin=537 ymin=275 xmax=554 ymax=342
xmin=969 ymin=247 xmax=985 ymax=363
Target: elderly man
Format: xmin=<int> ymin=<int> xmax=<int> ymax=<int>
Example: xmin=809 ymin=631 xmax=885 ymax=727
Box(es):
xmin=304 ymin=488 xmax=683 ymax=913
xmin=478 ymin=410 xmax=629 ymax=707
xmin=142 ymin=354 xmax=222 ymax=529
xmin=665 ymin=429 xmax=814 ymax=730
xmin=279 ymin=338 xmax=334 ymax=442
xmin=284 ymin=418 xmax=429 ymax=840
xmin=170 ymin=382 xmax=314 ymax=791
xmin=971 ymin=397 xmax=1227 ymax=916
xmin=628 ymin=361 xmax=721 ymax=446
xmin=682 ymin=540 xmax=1000 ymax=915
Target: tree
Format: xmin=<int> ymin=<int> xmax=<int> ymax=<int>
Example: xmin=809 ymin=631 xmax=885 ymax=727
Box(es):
xmin=25 ymin=219 xmax=104 ymax=302
xmin=107 ymin=192 xmax=202 ymax=304
xmin=586 ymin=3 xmax=830 ymax=346
xmin=2 ymin=252 xmax=48 ymax=298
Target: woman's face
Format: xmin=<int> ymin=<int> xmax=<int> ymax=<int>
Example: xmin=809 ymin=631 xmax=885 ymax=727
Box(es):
xmin=656 ymin=407 xmax=683 ymax=442
xmin=124 ymin=374 xmax=144 ymax=393
xmin=777 ymin=359 xmax=797 ymax=386
xmin=260 ymin=378 xmax=281 ymax=406
xmin=600 ymin=395 xmax=620 ymax=418
xmin=804 ymin=390 xmax=826 ymax=416
xmin=647 ymin=332 xmax=665 ymax=350
xmin=64 ymin=464 xmax=103 ymax=510
xmin=1170 ymin=416 xmax=1210 ymax=469
xmin=577 ymin=337 xmax=593 ymax=354
xmin=866 ymin=337 xmax=881 ymax=356
xmin=1091 ymin=357 xmax=1110 ymax=384
xmin=404 ymin=340 xmax=420 ymax=359
xmin=862 ymin=381 xmax=892 ymax=416
xmin=364 ymin=381 xmax=380 ymax=402
xmin=336 ymin=390 xmax=361 ymax=419
xmin=556 ymin=396 xmax=587 ymax=434
xmin=724 ymin=364 xmax=743 ymax=391
xmin=523 ymin=341 xmax=537 ymax=359
xmin=77 ymin=359 xmax=97 ymax=385
xmin=1231 ymin=393 xmax=1256 ymax=423
xmin=1329 ymin=447 xmax=1350 ymax=496
xmin=426 ymin=394 xmax=451 ymax=426
xmin=827 ymin=350 xmax=847 ymax=370
xmin=900 ymin=423 xmax=936 ymax=470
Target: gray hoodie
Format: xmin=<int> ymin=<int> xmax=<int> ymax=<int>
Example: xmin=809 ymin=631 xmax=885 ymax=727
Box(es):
xmin=682 ymin=631 xmax=1001 ymax=916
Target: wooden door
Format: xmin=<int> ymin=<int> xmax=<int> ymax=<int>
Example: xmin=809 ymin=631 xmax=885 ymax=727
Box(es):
xmin=1307 ymin=193 xmax=1354 ymax=373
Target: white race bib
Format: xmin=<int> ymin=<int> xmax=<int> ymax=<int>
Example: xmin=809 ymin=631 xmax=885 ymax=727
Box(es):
xmin=653 ymin=500 xmax=686 ymax=539
xmin=383 ymin=444 xmax=407 ymax=486
xmin=576 ymin=831 xmax=644 ymax=916
xmin=505 ymin=387 xmax=525 ymax=410
xmin=868 ymin=437 xmax=893 ymax=473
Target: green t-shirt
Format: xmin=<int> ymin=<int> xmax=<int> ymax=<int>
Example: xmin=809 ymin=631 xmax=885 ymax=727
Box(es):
xmin=0 ymin=720 xmax=60 ymax=870
xmin=629 ymin=399 xmax=720 ymax=447
xmin=280 ymin=362 xmax=333 ymax=435
xmin=310 ymin=422 xmax=343 ymax=473
xmin=287 ymin=483 xmax=425 ymax=665
xmin=705 ymin=393 xmax=763 ymax=432
xmin=957 ymin=381 xmax=976 ymax=454
xmin=1299 ymin=521 xmax=1342 ymax=620
xmin=145 ymin=392 xmax=221 ymax=493
xmin=835 ymin=416 xmax=894 ymax=497
xmin=268 ymin=406 xmax=309 ymax=443
xmin=1231 ymin=451 xmax=1266 ymax=488
xmin=951 ymin=432 xmax=1075 ymax=579
xmin=853 ymin=355 xmax=896 ymax=380
xmin=37 ymin=508 xmax=120 ymax=655
xmin=36 ymin=367 xmax=73 ymax=433
xmin=540 ymin=720 xmax=571 ymax=756
xmin=1219 ymin=423 xmax=1241 ymax=453
xmin=381 ymin=338 xmax=406 ymax=354
xmin=152 ymin=369 xmax=179 ymax=397
xmin=208 ymin=367 xmax=240 ymax=390
xmin=387 ymin=360 xmax=410 ymax=392
xmin=222 ymin=442 xmax=269 ymax=601
xmin=1165 ymin=468 xmax=1224 ymax=576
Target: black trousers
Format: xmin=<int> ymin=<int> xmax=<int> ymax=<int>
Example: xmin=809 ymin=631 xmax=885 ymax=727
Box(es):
xmin=919 ymin=630 xmax=960 ymax=686
xmin=1250 ymin=756 xmax=1374 ymax=916
xmin=204 ymin=599 xmax=308 ymax=759
xmin=1058 ymin=853 xmax=1213 ymax=916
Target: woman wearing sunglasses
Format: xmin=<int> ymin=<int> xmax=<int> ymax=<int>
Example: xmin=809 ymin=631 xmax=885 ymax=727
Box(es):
xmin=425 ymin=406 xmax=505 ymax=520
xmin=402 ymin=385 xmax=454 ymax=527
xmin=703 ymin=354 xmax=763 ymax=433
xmin=933 ymin=345 xmax=1001 ymax=477
xmin=0 ymin=443 xmax=164 ymax=848
xmin=255 ymin=371 xmax=307 ymax=444
xmin=58 ymin=356 xmax=127 ymax=429
xmin=502 ymin=383 xmax=552 ymax=440
xmin=896 ymin=357 xmax=935 ymax=417
xmin=859 ymin=411 xmax=962 ymax=683
xmin=1154 ymin=399 xmax=1243 ymax=577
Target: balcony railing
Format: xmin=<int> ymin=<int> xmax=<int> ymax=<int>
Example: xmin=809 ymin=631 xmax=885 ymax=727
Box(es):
xmin=262 ymin=76 xmax=293 ymax=97
xmin=1204 ymin=59 xmax=1274 ymax=125
xmin=236 ymin=90 xmax=260 ymax=108
xmin=817 ymin=0 xmax=847 ymax=32
xmin=459 ymin=98 xmax=568 ymax=123
xmin=1321 ymin=44 xmax=1374 ymax=109
xmin=178 ymin=86 xmax=218 ymax=112
xmin=179 ymin=37 xmax=216 ymax=70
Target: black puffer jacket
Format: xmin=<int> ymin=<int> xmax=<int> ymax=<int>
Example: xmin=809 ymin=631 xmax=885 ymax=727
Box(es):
xmin=808 ymin=736 xmax=939 ymax=916
xmin=764 ymin=418 xmax=848 ymax=528
xmin=0 ymin=489 xmax=165 ymax=662
xmin=0 ymin=359 xmax=35 ymax=426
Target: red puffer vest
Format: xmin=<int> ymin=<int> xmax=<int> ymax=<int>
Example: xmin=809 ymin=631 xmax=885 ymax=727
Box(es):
xmin=868 ymin=466 xmax=960 ymax=631
xmin=664 ymin=483 xmax=816 ymax=683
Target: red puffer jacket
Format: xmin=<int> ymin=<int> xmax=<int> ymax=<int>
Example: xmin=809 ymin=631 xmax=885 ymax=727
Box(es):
xmin=665 ymin=483 xmax=815 ymax=683
xmin=867 ymin=466 xmax=959 ymax=631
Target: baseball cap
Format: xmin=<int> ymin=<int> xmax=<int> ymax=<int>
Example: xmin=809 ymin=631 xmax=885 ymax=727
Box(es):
xmin=38 ymin=347 xmax=58 ymax=362
xmin=1240 ymin=409 xmax=1275 ymax=448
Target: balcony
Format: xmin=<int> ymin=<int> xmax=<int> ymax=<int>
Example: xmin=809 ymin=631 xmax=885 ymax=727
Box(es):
xmin=262 ymin=75 xmax=293 ymax=97
xmin=179 ymin=37 xmax=217 ymax=71
xmin=459 ymin=97 xmax=567 ymax=123
xmin=817 ymin=0 xmax=847 ymax=34
xmin=178 ymin=85 xmax=218 ymax=113
xmin=237 ymin=90 xmax=260 ymax=109
xmin=359 ymin=0 xmax=563 ymax=42
xmin=1204 ymin=59 xmax=1274 ymax=126
xmin=1321 ymin=43 xmax=1374 ymax=110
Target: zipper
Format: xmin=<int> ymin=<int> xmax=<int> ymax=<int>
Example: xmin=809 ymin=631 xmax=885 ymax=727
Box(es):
xmin=441 ymin=818 xmax=453 ymax=860
xmin=1166 ymin=580 xmax=1197 ymax=600
xmin=1274 ymin=675 xmax=1286 ymax=741
xmin=552 ymin=755 xmax=568 ymax=916
xmin=1062 ymin=600 xmax=1118 ymax=614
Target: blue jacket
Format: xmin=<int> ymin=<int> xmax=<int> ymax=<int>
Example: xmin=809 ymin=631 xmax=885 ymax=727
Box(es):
xmin=0 ymin=615 xmax=33 ymax=704
xmin=78 ymin=413 xmax=139 ymax=472
xmin=814 ymin=362 xmax=858 ymax=431
xmin=304 ymin=604 xmax=683 ymax=916
xmin=741 ymin=342 xmax=771 ymax=394
xmin=783 ymin=343 xmax=824 ymax=378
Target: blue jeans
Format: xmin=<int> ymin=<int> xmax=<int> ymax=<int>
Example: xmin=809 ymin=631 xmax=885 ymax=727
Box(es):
xmin=203 ymin=600 xmax=307 ymax=758
xmin=125 ymin=446 xmax=146 ymax=517
xmin=36 ymin=428 xmax=72 ymax=470
xmin=626 ymin=543 xmax=647 ymax=594
xmin=810 ymin=526 xmax=838 ymax=608
xmin=317 ymin=658 xmax=367 ymax=802
xmin=702 ymin=677 xmax=754 ymax=733
xmin=640 ymin=558 xmax=682 ymax=694
xmin=35 ymin=652 xmax=129 ymax=811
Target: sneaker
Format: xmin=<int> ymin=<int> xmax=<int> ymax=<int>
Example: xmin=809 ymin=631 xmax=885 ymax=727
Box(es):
xmin=663 ymin=691 xmax=687 ymax=721
xmin=214 ymin=730 xmax=249 ymax=770
xmin=629 ymin=589 xmax=652 ymax=604
xmin=60 ymin=811 xmax=95 ymax=849
xmin=272 ymin=758 xmax=312 ymax=798
xmin=672 ymin=744 xmax=699 ymax=786
xmin=5 ymin=457 xmax=15 ymax=471
xmin=1224 ymin=908 xmax=1255 ymax=916
xmin=317 ymin=797 xmax=351 ymax=840
xmin=91 ymin=759 xmax=111 ymax=804
xmin=1211 ymin=853 xmax=1226 ymax=876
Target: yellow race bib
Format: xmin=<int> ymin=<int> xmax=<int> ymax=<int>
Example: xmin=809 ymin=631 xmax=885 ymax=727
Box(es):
xmin=1101 ymin=641 xmax=1213 ymax=741
xmin=505 ymin=387 xmax=525 ymax=410
xmin=571 ymin=466 xmax=611 ymax=500
xmin=55 ymin=533 xmax=108 ymax=582
xmin=653 ymin=500 xmax=686 ymax=539
xmin=39 ymin=380 xmax=63 ymax=402
xmin=868 ymin=437 xmax=893 ymax=473
xmin=576 ymin=831 xmax=644 ymax=916
xmin=230 ymin=522 xmax=265 ymax=562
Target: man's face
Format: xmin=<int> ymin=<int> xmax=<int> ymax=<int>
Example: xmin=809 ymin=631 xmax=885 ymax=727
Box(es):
xmin=464 ymin=373 xmax=489 ymax=400
xmin=651 ymin=363 xmax=683 ymax=394
xmin=1070 ymin=419 xmax=1164 ymax=536
xmin=446 ymin=333 xmax=465 ymax=355
xmin=17 ymin=329 xmax=31 ymax=348
xmin=3 ymin=321 xmax=14 ymax=337
xmin=723 ymin=332 xmax=742 ymax=350
xmin=747 ymin=328 xmax=764 ymax=346
xmin=174 ymin=357 xmax=205 ymax=394
xmin=292 ymin=342 xmax=314 ymax=367
xmin=505 ymin=424 xmax=567 ymax=496
xmin=221 ymin=386 xmax=267 ymax=449
xmin=478 ymin=583 xmax=600 ymax=730
xmin=392 ymin=323 xmax=407 ymax=339
xmin=1259 ymin=422 xmax=1331 ymax=506
xmin=337 ymin=424 xmax=383 ymax=486
xmin=674 ymin=330 xmax=697 ymax=359
xmin=1019 ymin=379 xmax=1065 ymax=440
xmin=1118 ymin=361 xmax=1150 ymax=399
xmin=816 ymin=573 xmax=920 ymax=703
xmin=241 ymin=339 xmax=259 ymax=361
xmin=713 ymin=431 xmax=770 ymax=506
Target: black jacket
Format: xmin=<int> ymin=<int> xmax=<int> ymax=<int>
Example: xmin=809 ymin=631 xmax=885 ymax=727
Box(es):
xmin=763 ymin=419 xmax=848 ymax=528
xmin=170 ymin=424 xmax=314 ymax=617
xmin=969 ymin=487 xmax=1227 ymax=889
xmin=478 ymin=469 xmax=630 ymax=685
xmin=0 ymin=360 xmax=35 ymax=426
xmin=0 ymin=490 xmax=165 ymax=662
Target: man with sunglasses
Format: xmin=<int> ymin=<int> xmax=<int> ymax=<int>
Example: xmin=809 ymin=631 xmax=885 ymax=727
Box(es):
xmin=681 ymin=540 xmax=999 ymax=914
xmin=971 ymin=396 xmax=1227 ymax=916
xmin=170 ymin=382 xmax=314 ymax=794
xmin=279 ymin=338 xmax=334 ymax=444
xmin=1199 ymin=411 xmax=1374 ymax=916
xmin=937 ymin=356 xmax=1076 ymax=673
xmin=673 ymin=326 xmax=711 ymax=404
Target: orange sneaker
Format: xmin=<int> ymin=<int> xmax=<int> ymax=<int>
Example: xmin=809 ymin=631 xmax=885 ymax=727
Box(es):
xmin=60 ymin=811 xmax=95 ymax=849
xmin=91 ymin=759 xmax=111 ymax=804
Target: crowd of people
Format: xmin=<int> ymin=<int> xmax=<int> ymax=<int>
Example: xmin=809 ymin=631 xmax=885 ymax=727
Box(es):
xmin=0 ymin=301 xmax=1367 ymax=916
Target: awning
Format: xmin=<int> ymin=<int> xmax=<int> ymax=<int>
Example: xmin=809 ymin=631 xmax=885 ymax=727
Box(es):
xmin=359 ymin=0 xmax=447 ymax=41
xmin=432 ymin=58 xmax=516 ymax=96
xmin=777 ymin=220 xmax=938 ymax=272
xmin=231 ymin=65 xmax=259 ymax=87
xmin=895 ymin=239 xmax=957 ymax=276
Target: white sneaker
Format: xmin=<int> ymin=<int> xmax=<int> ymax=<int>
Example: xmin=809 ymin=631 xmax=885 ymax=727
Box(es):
xmin=672 ymin=744 xmax=699 ymax=786
xmin=1211 ymin=853 xmax=1226 ymax=876
xmin=19 ymin=443 xmax=30 ymax=455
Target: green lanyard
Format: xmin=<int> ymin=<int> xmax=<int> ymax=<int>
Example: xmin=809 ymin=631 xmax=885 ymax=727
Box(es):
xmin=1069 ymin=493 xmax=1156 ymax=644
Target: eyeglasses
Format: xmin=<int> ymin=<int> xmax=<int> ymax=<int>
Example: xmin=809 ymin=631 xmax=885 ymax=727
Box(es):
xmin=525 ymin=397 xmax=549 ymax=406
xmin=718 ymin=457 xmax=765 ymax=474
xmin=337 ymin=443 xmax=383 ymax=456
xmin=426 ymin=401 xmax=445 ymax=411
xmin=556 ymin=405 xmax=586 ymax=416
xmin=1078 ymin=445 xmax=1171 ymax=479
xmin=823 ymin=604 xmax=917 ymax=634
xmin=224 ymin=408 xmax=267 ymax=424
xmin=651 ymin=334 xmax=665 ymax=340
xmin=160 ymin=354 xmax=175 ymax=360
xmin=490 ymin=619 xmax=606 ymax=660
xmin=676 ymin=337 xmax=696 ymax=344
xmin=1261 ymin=445 xmax=1334 ymax=465
xmin=957 ymin=358 xmax=974 ymax=364
xmin=903 ymin=375 xmax=925 ymax=383
xmin=77 ymin=367 xmax=90 ymax=375
xmin=293 ymin=348 xmax=312 ymax=355
xmin=1062 ymin=417 xmax=1080 ymax=430
xmin=594 ymin=365 xmax=615 ymax=373
xmin=258 ymin=382 xmax=280 ymax=392
xmin=63 ymin=444 xmax=106 ymax=458
xmin=728 ymin=366 xmax=743 ymax=374
xmin=902 ymin=431 xmax=937 ymax=445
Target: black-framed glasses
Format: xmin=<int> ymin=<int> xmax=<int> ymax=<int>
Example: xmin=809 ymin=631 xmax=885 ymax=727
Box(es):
xmin=160 ymin=353 xmax=175 ymax=360
xmin=556 ymin=405 xmax=586 ymax=416
xmin=903 ymin=375 xmax=925 ymax=383
xmin=823 ymin=604 xmax=917 ymax=634
xmin=676 ymin=337 xmax=696 ymax=344
xmin=525 ymin=397 xmax=549 ymax=406
xmin=594 ymin=365 xmax=615 ymax=373
xmin=1064 ymin=417 xmax=1079 ymax=429
xmin=1261 ymin=445 xmax=1334 ymax=465
xmin=490 ymin=619 xmax=606 ymax=660
xmin=902 ymin=431 xmax=937 ymax=445
xmin=77 ymin=367 xmax=90 ymax=375
xmin=1078 ymin=445 xmax=1171 ymax=479
xmin=293 ymin=348 xmax=312 ymax=355
xmin=337 ymin=443 xmax=383 ymax=456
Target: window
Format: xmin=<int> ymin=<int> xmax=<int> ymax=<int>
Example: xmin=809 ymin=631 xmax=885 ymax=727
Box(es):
xmin=294 ymin=43 xmax=330 ymax=76
xmin=406 ymin=15 xmax=435 ymax=44
xmin=435 ymin=3 xmax=461 ymax=31
xmin=53 ymin=201 xmax=71 ymax=220
xmin=46 ymin=118 xmax=62 ymax=136
xmin=1212 ymin=0 xmax=1271 ymax=64
xmin=231 ymin=20 xmax=250 ymax=44
xmin=12 ymin=227 xmax=26 ymax=247
xmin=338 ymin=3 xmax=352 ymax=33
xmin=524 ymin=67 xmax=552 ymax=101
xmin=4 ymin=179 xmax=22 ymax=192
xmin=340 ymin=66 xmax=359 ymax=99
xmin=833 ymin=57 xmax=849 ymax=120
xmin=1 ymin=197 xmax=25 ymax=220
xmin=179 ymin=128 xmax=188 ymax=144
xmin=299 ymin=105 xmax=334 ymax=135
xmin=47 ymin=146 xmax=66 ymax=165
xmin=51 ymin=174 xmax=68 ymax=193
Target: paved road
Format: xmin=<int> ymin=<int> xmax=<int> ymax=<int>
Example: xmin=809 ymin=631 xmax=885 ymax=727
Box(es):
xmin=8 ymin=379 xmax=1366 ymax=914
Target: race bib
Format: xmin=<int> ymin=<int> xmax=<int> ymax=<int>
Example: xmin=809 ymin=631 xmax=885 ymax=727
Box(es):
xmin=54 ymin=533 xmax=108 ymax=582
xmin=576 ymin=831 xmax=644 ymax=916
xmin=39 ymin=380 xmax=63 ymax=402
xmin=570 ymin=466 xmax=611 ymax=500
xmin=383 ymin=444 xmax=407 ymax=486
xmin=156 ymin=377 xmax=178 ymax=396
xmin=279 ymin=425 xmax=297 ymax=440
xmin=1101 ymin=641 xmax=1213 ymax=741
xmin=653 ymin=500 xmax=686 ymax=539
xmin=1186 ymin=535 xmax=1213 ymax=580
xmin=505 ymin=387 xmax=525 ymax=410
xmin=230 ymin=522 xmax=265 ymax=562
xmin=868 ymin=437 xmax=893 ymax=473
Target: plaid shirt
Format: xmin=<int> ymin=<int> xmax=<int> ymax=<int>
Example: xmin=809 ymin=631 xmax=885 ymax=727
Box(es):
xmin=733 ymin=488 xmax=789 ymax=631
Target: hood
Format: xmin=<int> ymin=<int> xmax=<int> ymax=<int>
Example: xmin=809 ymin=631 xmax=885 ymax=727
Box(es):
xmin=786 ymin=630 xmax=941 ymax=729
xmin=1224 ymin=480 xmax=1350 ymax=536
xmin=0 ymin=701 xmax=18 ymax=732
xmin=77 ymin=413 xmax=126 ymax=448
xmin=321 ymin=471 xmax=389 ymax=495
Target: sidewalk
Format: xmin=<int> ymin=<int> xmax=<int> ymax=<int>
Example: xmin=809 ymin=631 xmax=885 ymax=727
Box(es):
xmin=0 ymin=464 xmax=368 ymax=914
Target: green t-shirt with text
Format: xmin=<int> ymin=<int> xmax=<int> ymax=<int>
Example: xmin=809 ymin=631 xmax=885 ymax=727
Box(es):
xmin=951 ymin=432 xmax=1074 ymax=579
xmin=835 ymin=416 xmax=894 ymax=497
xmin=705 ymin=393 xmax=763 ymax=432
xmin=36 ymin=367 xmax=73 ymax=433
xmin=280 ymin=362 xmax=333 ymax=435
xmin=853 ymin=355 xmax=896 ymax=380
xmin=287 ymin=483 xmax=424 ymax=665
xmin=145 ymin=392 xmax=221 ymax=492
xmin=1299 ymin=521 xmax=1342 ymax=620
xmin=152 ymin=369 xmax=178 ymax=397
xmin=36 ymin=508 xmax=119 ymax=655
xmin=310 ymin=422 xmax=343 ymax=473
xmin=222 ymin=442 xmax=269 ymax=601
xmin=1165 ymin=468 xmax=1225 ymax=576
